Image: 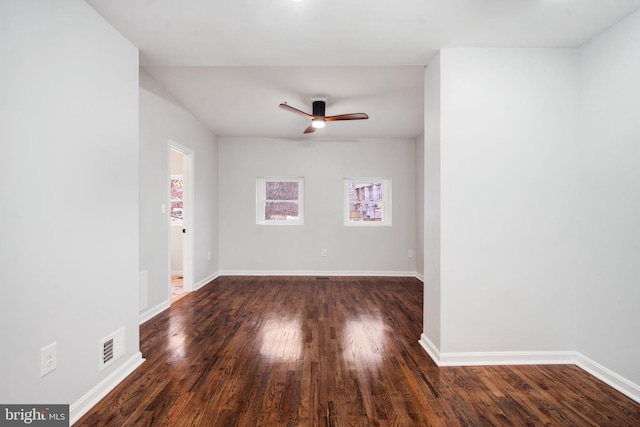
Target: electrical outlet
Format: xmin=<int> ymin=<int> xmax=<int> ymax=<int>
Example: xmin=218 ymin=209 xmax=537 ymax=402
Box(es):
xmin=41 ymin=342 xmax=57 ymax=377
xmin=408 ymin=249 xmax=414 ymax=258
xmin=321 ymin=248 xmax=327 ymax=257
xmin=207 ymin=251 xmax=211 ymax=261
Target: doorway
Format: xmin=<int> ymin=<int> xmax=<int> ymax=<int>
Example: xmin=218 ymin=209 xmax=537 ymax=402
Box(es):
xmin=169 ymin=143 xmax=194 ymax=302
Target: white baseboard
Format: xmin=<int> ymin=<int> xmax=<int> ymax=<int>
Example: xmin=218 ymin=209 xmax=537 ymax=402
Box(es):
xmin=218 ymin=270 xmax=419 ymax=278
xmin=575 ymin=353 xmax=640 ymax=404
xmin=139 ymin=299 xmax=170 ymax=325
xmin=137 ymin=273 xmax=219 ymax=325
xmin=171 ymin=270 xmax=183 ymax=277
xmin=194 ymin=272 xmax=219 ymax=291
xmin=140 ymin=271 xmax=420 ymax=324
xmin=418 ymin=334 xmax=640 ymax=404
xmin=437 ymin=349 xmax=575 ymax=367
xmin=70 ymin=352 xmax=144 ymax=425
xmin=418 ymin=333 xmax=441 ymax=364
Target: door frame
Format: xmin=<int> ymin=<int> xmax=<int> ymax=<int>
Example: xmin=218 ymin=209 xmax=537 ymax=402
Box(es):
xmin=168 ymin=141 xmax=194 ymax=294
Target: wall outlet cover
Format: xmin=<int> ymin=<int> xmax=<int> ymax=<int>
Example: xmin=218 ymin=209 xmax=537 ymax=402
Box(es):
xmin=41 ymin=342 xmax=57 ymax=377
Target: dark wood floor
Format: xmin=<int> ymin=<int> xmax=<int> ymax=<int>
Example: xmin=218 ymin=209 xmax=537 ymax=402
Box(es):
xmin=76 ymin=276 xmax=640 ymax=426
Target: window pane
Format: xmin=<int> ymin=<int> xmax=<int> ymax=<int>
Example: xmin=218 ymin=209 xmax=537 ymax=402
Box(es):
xmin=266 ymin=181 xmax=299 ymax=201
xmin=348 ymin=202 xmax=383 ymax=221
xmin=344 ymin=178 xmax=390 ymax=226
xmin=171 ymin=179 xmax=183 ymax=201
xmin=170 ymin=201 xmax=183 ymax=223
xmin=348 ymin=182 xmax=382 ymax=201
xmin=265 ymin=201 xmax=299 ymax=221
xmin=170 ymin=178 xmax=183 ymax=224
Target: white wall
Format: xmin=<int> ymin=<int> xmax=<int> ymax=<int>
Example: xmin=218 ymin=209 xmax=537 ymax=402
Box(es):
xmin=575 ymin=9 xmax=640 ymax=388
xmin=414 ymin=131 xmax=425 ymax=280
xmin=218 ymin=137 xmax=416 ymax=274
xmin=170 ymin=228 xmax=184 ymax=275
xmin=0 ymin=0 xmax=140 ymax=413
xmin=139 ymin=70 xmax=219 ymax=318
xmin=421 ymin=37 xmax=640 ymax=398
xmin=423 ymin=55 xmax=442 ymax=350
xmin=436 ymin=48 xmax=580 ymax=353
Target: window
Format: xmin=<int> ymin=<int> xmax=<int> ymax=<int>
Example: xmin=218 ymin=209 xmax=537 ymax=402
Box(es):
xmin=344 ymin=178 xmax=391 ymax=226
xmin=257 ymin=177 xmax=304 ymax=225
xmin=170 ymin=175 xmax=183 ymax=224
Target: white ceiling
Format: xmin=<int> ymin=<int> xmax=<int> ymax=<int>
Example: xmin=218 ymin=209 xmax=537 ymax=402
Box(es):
xmin=87 ymin=0 xmax=640 ymax=138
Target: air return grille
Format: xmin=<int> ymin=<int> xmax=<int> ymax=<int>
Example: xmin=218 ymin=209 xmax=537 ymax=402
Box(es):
xmin=103 ymin=339 xmax=114 ymax=364
xmin=99 ymin=327 xmax=125 ymax=371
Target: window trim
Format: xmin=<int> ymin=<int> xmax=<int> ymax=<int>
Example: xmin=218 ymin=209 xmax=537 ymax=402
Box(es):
xmin=343 ymin=177 xmax=392 ymax=226
xmin=256 ymin=177 xmax=305 ymax=225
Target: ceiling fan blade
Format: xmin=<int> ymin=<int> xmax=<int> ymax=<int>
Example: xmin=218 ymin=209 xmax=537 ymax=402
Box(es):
xmin=325 ymin=113 xmax=369 ymax=121
xmin=279 ymin=103 xmax=314 ymax=119
xmin=303 ymin=124 xmax=316 ymax=134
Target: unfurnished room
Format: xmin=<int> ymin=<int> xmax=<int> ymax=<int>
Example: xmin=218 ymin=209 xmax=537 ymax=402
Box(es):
xmin=2 ymin=0 xmax=640 ymax=425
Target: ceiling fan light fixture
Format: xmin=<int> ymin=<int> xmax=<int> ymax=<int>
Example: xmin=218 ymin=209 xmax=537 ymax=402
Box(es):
xmin=311 ymin=119 xmax=326 ymax=129
xmin=279 ymin=100 xmax=367 ymax=134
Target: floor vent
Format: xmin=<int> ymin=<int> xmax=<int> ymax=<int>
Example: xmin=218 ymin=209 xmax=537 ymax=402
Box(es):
xmin=315 ymin=276 xmax=331 ymax=280
xmin=99 ymin=327 xmax=125 ymax=371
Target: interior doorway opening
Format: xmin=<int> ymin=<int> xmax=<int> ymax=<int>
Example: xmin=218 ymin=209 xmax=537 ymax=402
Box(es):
xmin=169 ymin=143 xmax=194 ymax=303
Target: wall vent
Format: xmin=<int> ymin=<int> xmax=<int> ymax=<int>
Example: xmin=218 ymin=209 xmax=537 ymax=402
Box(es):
xmin=315 ymin=276 xmax=331 ymax=280
xmin=99 ymin=327 xmax=125 ymax=371
xmin=103 ymin=338 xmax=114 ymax=364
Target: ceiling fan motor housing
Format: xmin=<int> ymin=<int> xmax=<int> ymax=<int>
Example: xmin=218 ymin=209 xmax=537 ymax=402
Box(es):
xmin=312 ymin=100 xmax=326 ymax=117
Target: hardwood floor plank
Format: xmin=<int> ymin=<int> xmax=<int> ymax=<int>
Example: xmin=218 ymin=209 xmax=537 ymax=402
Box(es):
xmin=75 ymin=276 xmax=640 ymax=426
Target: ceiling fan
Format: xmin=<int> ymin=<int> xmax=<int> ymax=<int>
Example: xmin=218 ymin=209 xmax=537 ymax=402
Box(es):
xmin=279 ymin=99 xmax=369 ymax=134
